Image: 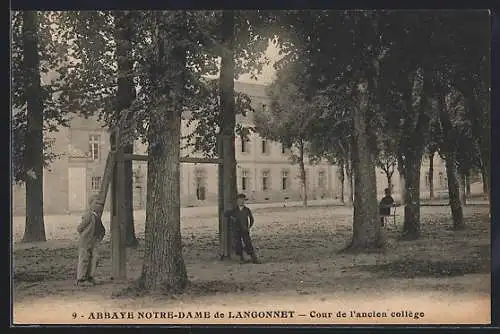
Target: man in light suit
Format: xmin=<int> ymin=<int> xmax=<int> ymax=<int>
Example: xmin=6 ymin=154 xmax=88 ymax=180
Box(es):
xmin=76 ymin=195 xmax=106 ymax=286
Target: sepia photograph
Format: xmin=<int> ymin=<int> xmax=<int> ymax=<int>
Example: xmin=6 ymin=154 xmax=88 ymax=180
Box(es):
xmin=11 ymin=9 xmax=491 ymax=325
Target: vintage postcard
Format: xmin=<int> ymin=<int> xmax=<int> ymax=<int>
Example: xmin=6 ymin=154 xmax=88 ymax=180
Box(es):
xmin=11 ymin=9 xmax=491 ymax=325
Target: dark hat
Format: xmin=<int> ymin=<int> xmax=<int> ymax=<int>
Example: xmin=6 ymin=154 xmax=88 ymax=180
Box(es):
xmin=237 ymin=193 xmax=247 ymax=199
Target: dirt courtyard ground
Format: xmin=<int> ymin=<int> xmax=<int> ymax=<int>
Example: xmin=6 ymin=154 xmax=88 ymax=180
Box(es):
xmin=12 ymin=204 xmax=491 ymax=325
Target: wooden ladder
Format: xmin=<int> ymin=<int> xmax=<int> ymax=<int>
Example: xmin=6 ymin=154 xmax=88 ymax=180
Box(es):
xmin=94 ymin=149 xmax=116 ymax=210
xmin=94 ymin=113 xmax=131 ymax=213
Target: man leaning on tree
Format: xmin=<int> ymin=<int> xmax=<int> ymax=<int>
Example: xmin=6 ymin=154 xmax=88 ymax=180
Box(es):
xmin=224 ymin=193 xmax=261 ymax=264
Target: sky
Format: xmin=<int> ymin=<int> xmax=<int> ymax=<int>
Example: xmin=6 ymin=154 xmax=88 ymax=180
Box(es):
xmin=236 ymin=42 xmax=282 ymax=85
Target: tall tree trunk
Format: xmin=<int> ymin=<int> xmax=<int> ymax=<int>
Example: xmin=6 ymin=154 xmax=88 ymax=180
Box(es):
xmin=114 ymin=10 xmax=138 ymax=248
xmin=123 ymin=151 xmax=137 ymax=246
xmin=428 ymin=151 xmax=434 ymax=199
xmin=479 ymin=134 xmax=490 ymax=204
xmin=217 ymin=135 xmax=226 ymax=259
xmin=460 ymin=80 xmax=490 ymax=210
xmin=138 ymin=11 xmax=188 ymax=292
xmin=386 ymin=173 xmax=393 ymax=191
xmin=110 ymin=132 xmax=126 ymax=280
xmin=459 ymin=171 xmax=467 ymax=205
xmin=480 ymin=164 xmax=489 ymax=195
xmin=400 ymin=68 xmax=433 ymax=239
xmin=402 ymin=151 xmax=422 ymax=239
xmin=344 ymin=82 xmax=383 ymax=252
xmin=345 ymin=153 xmax=354 ymax=207
xmin=444 ymin=154 xmax=465 ymax=229
xmin=220 ymin=10 xmax=237 ymax=258
xmin=398 ymin=164 xmax=406 ymax=205
xmin=438 ymin=85 xmax=465 ymax=230
xmin=298 ymin=139 xmax=308 ymax=207
xmin=22 ymin=11 xmax=46 ymax=243
xmin=338 ymin=159 xmax=345 ymax=204
xmin=465 ymin=170 xmax=471 ymax=197
xmin=462 ymin=86 xmax=489 ymax=202
xmin=140 ymin=108 xmax=187 ymax=291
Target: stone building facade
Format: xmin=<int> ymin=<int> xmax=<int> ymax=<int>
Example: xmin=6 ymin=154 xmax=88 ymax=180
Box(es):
xmin=11 ymin=81 xmax=450 ymax=215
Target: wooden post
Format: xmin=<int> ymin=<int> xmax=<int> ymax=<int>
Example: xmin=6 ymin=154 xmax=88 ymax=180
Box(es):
xmin=110 ymin=132 xmax=127 ymax=280
xmin=122 ymin=145 xmax=231 ymax=260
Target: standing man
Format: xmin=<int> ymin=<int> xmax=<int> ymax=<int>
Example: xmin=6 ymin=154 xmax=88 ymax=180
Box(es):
xmin=225 ymin=193 xmax=260 ymax=264
xmin=76 ymin=195 xmax=106 ymax=286
xmin=379 ymin=188 xmax=395 ymax=227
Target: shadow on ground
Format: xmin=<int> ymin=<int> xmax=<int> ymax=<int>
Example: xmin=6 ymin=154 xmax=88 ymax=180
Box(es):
xmin=14 ymin=247 xmax=79 ymax=282
xmin=355 ymin=244 xmax=490 ymax=279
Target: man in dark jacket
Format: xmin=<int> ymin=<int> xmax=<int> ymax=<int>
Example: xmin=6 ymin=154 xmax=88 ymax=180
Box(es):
xmin=379 ymin=188 xmax=395 ymax=227
xmin=225 ymin=193 xmax=260 ymax=264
